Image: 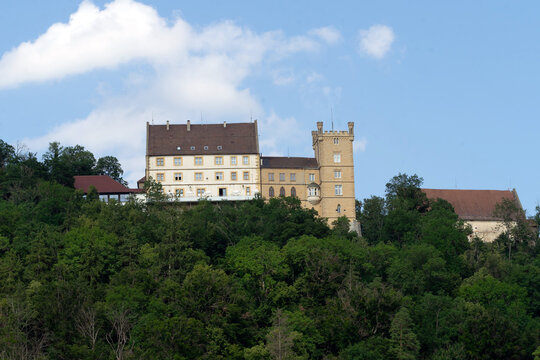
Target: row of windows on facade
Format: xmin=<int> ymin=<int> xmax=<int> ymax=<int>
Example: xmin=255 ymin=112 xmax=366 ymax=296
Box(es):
xmin=268 ymin=184 xmax=343 ymax=197
xmin=156 ymin=155 xmax=251 ymax=167
xmin=175 ymin=145 xmax=223 ymax=151
xmin=172 ymin=187 xmax=251 ymax=198
xmin=153 ymin=171 xmax=251 ymax=182
xmin=267 ymin=170 xmax=341 ymax=182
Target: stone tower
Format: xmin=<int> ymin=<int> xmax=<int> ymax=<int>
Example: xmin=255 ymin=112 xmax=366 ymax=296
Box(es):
xmin=312 ymin=121 xmax=356 ymax=226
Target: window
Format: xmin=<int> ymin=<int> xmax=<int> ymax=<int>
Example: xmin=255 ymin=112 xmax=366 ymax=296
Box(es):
xmin=337 ymin=204 xmax=341 ymax=213
xmin=174 ymin=173 xmax=183 ymax=181
xmin=334 ymin=152 xmax=341 ymax=163
xmin=175 ymin=189 xmax=184 ymax=197
xmin=309 ymin=173 xmax=315 ymax=182
xmin=231 ymin=156 xmax=237 ymax=165
xmin=190 ymin=146 xmax=195 ymax=150
xmin=279 ymin=173 xmax=285 ymax=181
xmin=216 ymin=172 xmax=224 ymax=180
xmin=279 ymin=187 xmax=285 ymax=196
xmin=268 ymin=173 xmax=274 ymax=181
xmin=335 ymin=185 xmax=343 ymax=196
xmin=269 ymin=187 xmax=275 ymax=197
xmin=308 ymin=187 xmax=317 ymax=196
xmin=290 ymin=173 xmax=296 ymax=182
xmin=204 ymin=146 xmax=208 ymax=150
xmin=176 ymin=146 xmax=181 ymax=150
xmin=217 ymin=145 xmax=222 ymax=150
xmin=155 ymin=173 xmax=164 ymax=182
xmin=156 ymin=157 xmax=164 ymax=166
xmin=195 ymin=172 xmax=203 ymax=181
xmin=243 ymin=156 xmax=249 ymax=165
xmin=195 ymin=157 xmax=203 ymax=165
xmin=219 ymin=188 xmax=227 ymax=197
xmin=99 ymin=194 xmax=108 ymax=202
xmin=334 ymin=137 xmax=339 ymax=144
xmin=174 ymin=157 xmax=182 ymax=166
xmin=246 ymin=187 xmax=251 ymax=196
xmin=334 ymin=170 xmax=341 ymax=179
xmin=197 ymin=188 xmax=205 ymax=197
xmin=120 ymin=194 xmax=130 ymax=202
xmin=215 ymin=156 xmax=223 ymax=165
xmin=231 ymin=172 xmax=237 ymax=181
xmin=291 ymin=187 xmax=296 ymax=197
xmin=243 ymin=172 xmax=249 ymax=180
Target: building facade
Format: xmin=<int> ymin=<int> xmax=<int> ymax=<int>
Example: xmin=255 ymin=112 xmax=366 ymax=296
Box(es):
xmin=146 ymin=120 xmax=260 ymax=201
xmin=144 ymin=120 xmax=357 ymax=227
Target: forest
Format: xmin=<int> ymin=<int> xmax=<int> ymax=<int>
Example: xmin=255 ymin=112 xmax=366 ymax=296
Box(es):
xmin=0 ymin=139 xmax=539 ymax=360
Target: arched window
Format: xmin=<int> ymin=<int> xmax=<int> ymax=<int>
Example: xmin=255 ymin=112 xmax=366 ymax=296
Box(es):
xmin=291 ymin=187 xmax=297 ymax=197
xmin=279 ymin=187 xmax=286 ymax=196
xmin=269 ymin=186 xmax=274 ymax=197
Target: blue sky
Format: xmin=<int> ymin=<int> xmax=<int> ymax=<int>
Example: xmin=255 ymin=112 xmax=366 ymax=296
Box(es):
xmin=1 ymin=0 xmax=539 ymax=213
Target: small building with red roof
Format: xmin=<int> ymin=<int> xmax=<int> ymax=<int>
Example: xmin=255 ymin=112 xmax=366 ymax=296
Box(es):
xmin=74 ymin=175 xmax=143 ymax=203
xmin=423 ymin=188 xmax=523 ymax=242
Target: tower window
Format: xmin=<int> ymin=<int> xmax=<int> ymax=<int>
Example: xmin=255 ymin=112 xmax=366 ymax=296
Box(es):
xmin=335 ymin=185 xmax=343 ymax=196
xmin=337 ymin=204 xmax=341 ymax=213
xmin=334 ymin=137 xmax=339 ymax=144
xmin=334 ymin=170 xmax=341 ymax=179
xmin=334 ymin=152 xmax=341 ymax=163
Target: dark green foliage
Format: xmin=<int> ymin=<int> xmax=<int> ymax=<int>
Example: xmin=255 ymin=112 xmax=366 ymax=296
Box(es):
xmin=0 ymin=158 xmax=538 ymax=360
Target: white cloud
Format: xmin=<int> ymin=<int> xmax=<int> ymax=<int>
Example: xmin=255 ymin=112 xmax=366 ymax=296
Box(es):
xmin=353 ymin=137 xmax=368 ymax=152
xmin=272 ymin=69 xmax=295 ymax=86
xmin=306 ymin=72 xmax=323 ymax=83
xmin=12 ymin=0 xmax=339 ymax=186
xmin=358 ymin=25 xmax=395 ymax=59
xmin=309 ymin=26 xmax=342 ymax=44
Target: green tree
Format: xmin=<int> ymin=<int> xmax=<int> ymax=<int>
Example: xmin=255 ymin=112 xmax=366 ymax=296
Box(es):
xmin=389 ymin=307 xmax=420 ymax=360
xmin=94 ymin=156 xmax=127 ymax=185
xmin=358 ymin=196 xmax=386 ymax=244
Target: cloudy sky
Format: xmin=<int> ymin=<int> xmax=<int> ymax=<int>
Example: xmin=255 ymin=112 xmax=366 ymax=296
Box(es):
xmin=1 ymin=1 xmax=539 ymax=213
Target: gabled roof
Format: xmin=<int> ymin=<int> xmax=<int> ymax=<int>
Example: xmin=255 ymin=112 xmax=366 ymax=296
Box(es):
xmin=261 ymin=156 xmax=319 ymax=169
xmin=74 ymin=175 xmax=141 ymax=194
xmin=422 ymin=188 xmax=520 ymax=221
xmin=147 ymin=121 xmax=258 ymax=156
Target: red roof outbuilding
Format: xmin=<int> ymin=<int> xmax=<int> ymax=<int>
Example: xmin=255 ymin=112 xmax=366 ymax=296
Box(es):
xmin=74 ymin=175 xmax=142 ymax=194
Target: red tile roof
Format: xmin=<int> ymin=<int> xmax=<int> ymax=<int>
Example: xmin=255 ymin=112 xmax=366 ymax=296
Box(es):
xmin=147 ymin=121 xmax=258 ymax=156
xmin=261 ymin=156 xmax=319 ymax=169
xmin=74 ymin=175 xmax=142 ymax=194
xmin=422 ymin=189 xmax=520 ymax=221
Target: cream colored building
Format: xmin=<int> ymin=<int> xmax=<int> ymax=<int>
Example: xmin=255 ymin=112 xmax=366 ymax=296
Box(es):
xmin=145 ymin=120 xmax=260 ymax=201
xmin=143 ymin=119 xmax=358 ymax=228
xmin=423 ymin=188 xmax=524 ymax=242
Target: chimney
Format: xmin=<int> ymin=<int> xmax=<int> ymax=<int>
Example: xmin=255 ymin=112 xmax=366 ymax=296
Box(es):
xmin=317 ymin=121 xmax=323 ymax=134
xmin=166 ymin=120 xmax=169 ymax=131
xmin=223 ymin=121 xmax=227 ymax=128
xmin=187 ymin=120 xmax=191 ymax=131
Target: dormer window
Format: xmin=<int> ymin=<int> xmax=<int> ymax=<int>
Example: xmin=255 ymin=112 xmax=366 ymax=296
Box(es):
xmin=217 ymin=145 xmax=222 ymax=150
xmin=190 ymin=146 xmax=195 ymax=150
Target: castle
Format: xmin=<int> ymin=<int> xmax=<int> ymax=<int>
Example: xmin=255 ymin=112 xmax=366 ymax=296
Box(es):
xmin=142 ymin=120 xmax=357 ymax=227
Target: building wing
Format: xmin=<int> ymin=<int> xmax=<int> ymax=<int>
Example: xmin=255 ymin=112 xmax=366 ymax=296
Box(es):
xmin=147 ymin=121 xmax=258 ymax=156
